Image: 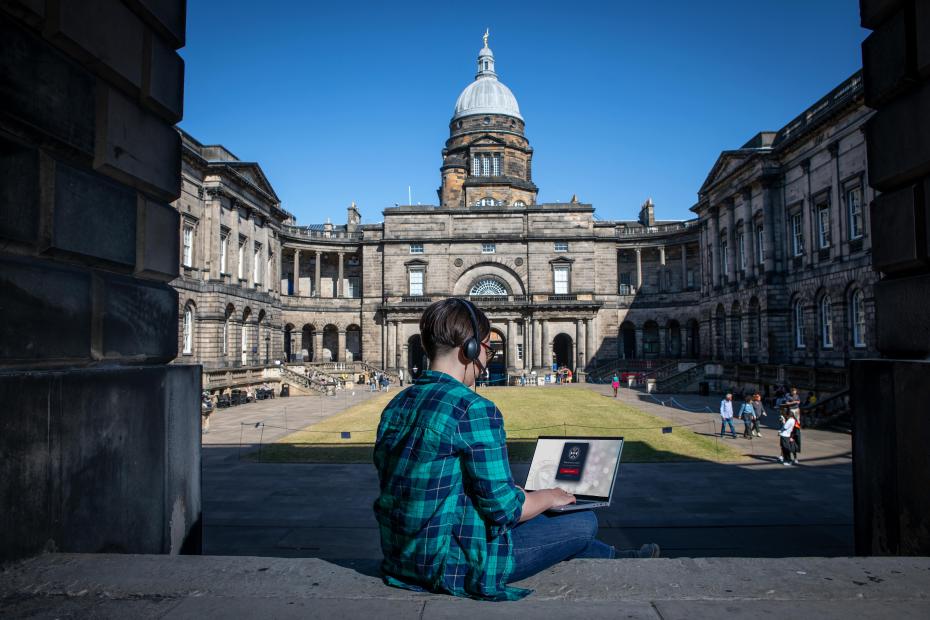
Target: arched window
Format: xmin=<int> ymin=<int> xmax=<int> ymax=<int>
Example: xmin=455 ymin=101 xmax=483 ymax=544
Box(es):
xmin=514 ymin=200 xmax=526 ymax=207
xmin=820 ymin=295 xmax=833 ymax=349
xmin=183 ymin=304 xmax=194 ymax=354
xmin=793 ymin=299 xmax=805 ymax=348
xmin=476 ymin=197 xmax=500 ymax=206
xmin=851 ymin=289 xmax=866 ymax=348
xmin=470 ymin=279 xmax=508 ymax=296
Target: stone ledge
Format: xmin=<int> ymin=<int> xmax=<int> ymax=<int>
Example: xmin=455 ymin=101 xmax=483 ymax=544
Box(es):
xmin=1 ymin=554 xmax=929 ymax=618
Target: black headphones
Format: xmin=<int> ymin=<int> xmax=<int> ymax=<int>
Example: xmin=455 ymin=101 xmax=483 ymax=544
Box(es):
xmin=450 ymin=298 xmax=481 ymax=362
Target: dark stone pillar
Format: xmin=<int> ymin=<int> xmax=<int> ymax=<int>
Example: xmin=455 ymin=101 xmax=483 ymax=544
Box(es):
xmin=853 ymin=0 xmax=930 ymax=556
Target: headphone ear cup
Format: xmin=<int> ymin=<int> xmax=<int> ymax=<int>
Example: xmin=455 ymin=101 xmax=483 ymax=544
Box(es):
xmin=464 ymin=337 xmax=479 ymax=361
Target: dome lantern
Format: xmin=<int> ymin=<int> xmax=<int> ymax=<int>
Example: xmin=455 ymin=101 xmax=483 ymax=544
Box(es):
xmin=452 ymin=30 xmax=523 ymax=121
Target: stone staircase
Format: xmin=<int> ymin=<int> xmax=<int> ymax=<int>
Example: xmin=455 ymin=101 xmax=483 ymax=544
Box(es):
xmin=801 ymin=389 xmax=851 ymax=432
xmin=655 ymin=362 xmax=708 ymax=393
xmin=277 ymin=365 xmax=332 ymax=395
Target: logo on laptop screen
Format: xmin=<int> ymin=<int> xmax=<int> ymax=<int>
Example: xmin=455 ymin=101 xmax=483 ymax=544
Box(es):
xmin=555 ymin=442 xmax=589 ymax=481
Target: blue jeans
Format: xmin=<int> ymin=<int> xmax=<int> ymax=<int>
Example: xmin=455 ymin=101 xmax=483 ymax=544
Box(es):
xmin=720 ymin=417 xmax=736 ymax=436
xmin=507 ymin=511 xmax=615 ymax=583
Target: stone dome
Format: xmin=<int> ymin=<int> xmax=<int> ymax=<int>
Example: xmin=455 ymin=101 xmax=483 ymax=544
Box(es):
xmin=452 ymin=40 xmax=523 ymax=121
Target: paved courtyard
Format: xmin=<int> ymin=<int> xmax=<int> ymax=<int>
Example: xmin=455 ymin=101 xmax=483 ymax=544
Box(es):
xmin=201 ymin=383 xmax=853 ymax=561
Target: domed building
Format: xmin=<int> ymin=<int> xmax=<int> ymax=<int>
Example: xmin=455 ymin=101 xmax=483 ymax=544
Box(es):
xmin=439 ymin=35 xmax=537 ymax=208
xmin=171 ymin=34 xmax=879 ymax=401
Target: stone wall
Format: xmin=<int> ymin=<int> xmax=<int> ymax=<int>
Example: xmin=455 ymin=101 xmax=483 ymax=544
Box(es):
xmin=0 ymin=0 xmax=198 ymax=560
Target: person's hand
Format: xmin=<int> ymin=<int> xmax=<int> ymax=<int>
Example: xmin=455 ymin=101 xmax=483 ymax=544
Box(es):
xmin=545 ymin=488 xmax=576 ymax=508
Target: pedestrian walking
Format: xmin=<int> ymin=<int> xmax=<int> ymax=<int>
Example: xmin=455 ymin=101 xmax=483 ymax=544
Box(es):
xmin=719 ymin=393 xmax=737 ymax=438
xmin=740 ymin=395 xmax=755 ymax=439
xmin=789 ymin=410 xmax=802 ymax=464
xmin=611 ymin=372 xmax=620 ymax=398
xmin=778 ymin=410 xmax=797 ymax=465
xmin=398 ymin=368 xmax=405 ymax=387
xmin=751 ymin=393 xmax=766 ymax=437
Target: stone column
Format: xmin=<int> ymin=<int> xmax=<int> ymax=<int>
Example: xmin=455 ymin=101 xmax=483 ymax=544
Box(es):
xmin=710 ymin=207 xmax=720 ymax=287
xmin=314 ymin=250 xmax=322 ymax=297
xmin=533 ymin=319 xmax=542 ymax=370
xmin=635 ymin=327 xmax=644 ymax=359
xmin=680 ymin=244 xmax=687 ymax=290
xmin=541 ymin=320 xmax=551 ymax=369
xmin=292 ymin=249 xmax=300 ymax=296
xmin=337 ymin=330 xmax=346 ymax=363
xmin=394 ymin=321 xmax=403 ymax=370
xmin=682 ymin=324 xmax=691 ymax=358
xmin=575 ymin=319 xmax=584 ymax=370
xmin=585 ymin=317 xmax=595 ymax=369
xmin=523 ymin=319 xmax=531 ymax=370
xmin=635 ymin=248 xmax=642 ymax=290
xmin=727 ymin=199 xmax=737 ymax=278
xmin=762 ymin=182 xmax=778 ymax=274
xmin=802 ymin=160 xmax=814 ymax=267
xmin=337 ymin=251 xmax=345 ymax=298
xmin=386 ymin=322 xmax=396 ymax=370
xmin=658 ymin=324 xmax=667 ymax=358
xmin=507 ymin=319 xmax=516 ymax=370
xmin=314 ymin=330 xmax=323 ymax=363
xmin=744 ymin=189 xmax=756 ymax=279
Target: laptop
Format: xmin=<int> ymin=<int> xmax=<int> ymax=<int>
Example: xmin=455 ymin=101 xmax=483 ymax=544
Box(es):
xmin=522 ymin=436 xmax=624 ymax=512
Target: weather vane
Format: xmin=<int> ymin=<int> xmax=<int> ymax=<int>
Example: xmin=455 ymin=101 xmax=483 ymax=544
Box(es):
xmin=483 ymin=28 xmax=489 ymax=47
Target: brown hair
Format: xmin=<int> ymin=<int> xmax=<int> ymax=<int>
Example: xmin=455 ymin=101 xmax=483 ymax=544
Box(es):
xmin=419 ymin=298 xmax=490 ymax=360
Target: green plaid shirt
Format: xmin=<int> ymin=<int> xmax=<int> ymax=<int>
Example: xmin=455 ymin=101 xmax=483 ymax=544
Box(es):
xmin=373 ymin=370 xmax=528 ymax=600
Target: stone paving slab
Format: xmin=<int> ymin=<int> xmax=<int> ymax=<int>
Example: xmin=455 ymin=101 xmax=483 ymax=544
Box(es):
xmin=2 ymin=554 xmax=929 ymax=619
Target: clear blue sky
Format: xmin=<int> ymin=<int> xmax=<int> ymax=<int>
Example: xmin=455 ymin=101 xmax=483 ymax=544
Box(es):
xmin=179 ymin=0 xmax=867 ymax=225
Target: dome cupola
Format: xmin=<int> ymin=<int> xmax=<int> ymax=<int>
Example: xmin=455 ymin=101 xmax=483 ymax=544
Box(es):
xmin=452 ymin=30 xmax=523 ymax=121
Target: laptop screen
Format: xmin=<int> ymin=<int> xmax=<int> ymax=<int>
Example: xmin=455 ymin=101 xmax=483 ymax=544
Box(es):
xmin=523 ymin=436 xmax=624 ymax=501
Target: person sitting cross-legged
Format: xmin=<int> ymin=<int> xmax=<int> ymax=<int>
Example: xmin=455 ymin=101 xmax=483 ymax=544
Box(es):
xmin=373 ymin=298 xmax=659 ymax=602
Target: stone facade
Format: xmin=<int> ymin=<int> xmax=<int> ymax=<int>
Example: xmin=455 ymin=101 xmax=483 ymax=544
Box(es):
xmin=172 ymin=40 xmax=881 ymax=392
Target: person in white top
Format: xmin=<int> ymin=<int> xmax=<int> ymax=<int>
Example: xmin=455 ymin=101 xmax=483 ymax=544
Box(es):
xmin=778 ymin=413 xmax=797 ymax=465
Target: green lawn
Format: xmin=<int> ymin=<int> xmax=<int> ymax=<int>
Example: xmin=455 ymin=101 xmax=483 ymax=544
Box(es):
xmin=253 ymin=386 xmax=742 ymax=464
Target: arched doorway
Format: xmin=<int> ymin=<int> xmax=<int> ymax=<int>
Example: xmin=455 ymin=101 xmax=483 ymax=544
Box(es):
xmin=687 ymin=319 xmax=700 ymax=358
xmin=323 ymin=324 xmax=338 ymax=362
xmin=345 ymin=324 xmax=361 ymax=362
xmin=714 ymin=304 xmax=726 ymax=360
xmin=487 ymin=330 xmax=507 ymax=383
xmin=620 ymin=321 xmax=636 ymax=359
xmin=301 ymin=324 xmax=315 ymax=362
xmin=553 ymin=333 xmax=574 ymax=371
xmin=407 ymin=334 xmax=427 ymax=377
xmin=668 ymin=320 xmax=682 ymax=358
xmin=730 ymin=301 xmax=742 ymax=361
xmin=241 ymin=307 xmax=251 ymax=366
xmin=747 ymin=297 xmax=761 ymax=363
xmin=643 ymin=321 xmax=659 ymax=359
xmin=284 ymin=324 xmax=294 ymax=362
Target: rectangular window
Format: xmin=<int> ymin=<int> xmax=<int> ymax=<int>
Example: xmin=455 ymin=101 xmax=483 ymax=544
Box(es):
xmin=409 ymin=269 xmax=424 ymax=296
xmin=253 ymin=244 xmax=262 ymax=284
xmin=554 ymin=266 xmax=569 ymax=294
xmin=554 ymin=241 xmax=568 ymax=252
xmin=517 ymin=343 xmax=524 ymax=361
xmin=720 ymin=240 xmax=728 ymax=276
xmin=737 ymin=231 xmax=746 ymax=271
xmin=756 ymin=225 xmax=764 ymax=265
xmin=472 ymin=155 xmax=480 ymax=176
xmin=482 ymin=242 xmax=496 ymax=254
xmin=182 ymin=225 xmax=193 ymax=267
xmin=219 ymin=231 xmax=228 ymax=274
xmin=347 ymin=276 xmax=360 ymax=298
xmin=817 ymin=204 xmax=831 ymax=248
xmin=481 ymin=155 xmax=490 ymax=176
xmin=238 ymin=238 xmax=245 ymax=279
xmin=791 ymin=213 xmax=804 ymax=256
xmin=409 ymin=243 xmax=424 ymax=254
xmin=847 ymin=186 xmax=863 ymax=240
xmin=492 ymin=153 xmax=501 ymax=176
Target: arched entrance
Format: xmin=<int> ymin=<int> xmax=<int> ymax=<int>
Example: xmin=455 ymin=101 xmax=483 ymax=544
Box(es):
xmin=345 ymin=324 xmax=361 ymax=362
xmin=643 ymin=321 xmax=659 ymax=359
xmin=407 ymin=334 xmax=427 ymax=376
xmin=730 ymin=301 xmax=742 ymax=361
xmin=284 ymin=323 xmax=294 ymax=361
xmin=323 ymin=324 xmax=338 ymax=362
xmin=552 ymin=333 xmax=574 ymax=371
xmin=484 ymin=330 xmax=507 ymax=384
xmin=714 ymin=304 xmax=726 ymax=360
xmin=668 ymin=320 xmax=682 ymax=358
xmin=620 ymin=321 xmax=636 ymax=359
xmin=687 ymin=319 xmax=700 ymax=358
xmin=301 ymin=324 xmax=315 ymax=362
